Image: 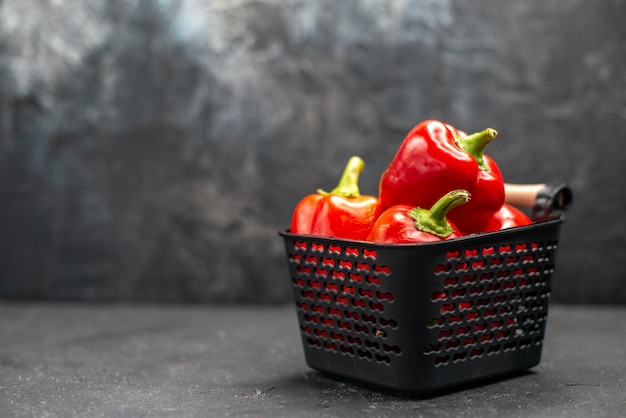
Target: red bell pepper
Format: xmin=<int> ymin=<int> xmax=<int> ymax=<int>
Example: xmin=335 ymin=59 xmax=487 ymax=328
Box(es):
xmin=366 ymin=189 xmax=470 ymax=244
xmin=480 ymin=203 xmax=532 ymax=232
xmin=378 ymin=120 xmax=504 ymax=235
xmin=290 ymin=156 xmax=382 ymax=240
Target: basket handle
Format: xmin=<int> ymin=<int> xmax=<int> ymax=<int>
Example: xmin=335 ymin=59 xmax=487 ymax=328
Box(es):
xmin=504 ymin=183 xmax=573 ymax=221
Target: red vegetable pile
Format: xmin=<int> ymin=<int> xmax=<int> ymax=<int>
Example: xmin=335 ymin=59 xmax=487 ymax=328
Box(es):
xmin=290 ymin=119 xmax=532 ymax=244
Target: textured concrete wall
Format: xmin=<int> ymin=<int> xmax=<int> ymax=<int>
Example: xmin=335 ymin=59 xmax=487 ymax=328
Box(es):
xmin=0 ymin=0 xmax=625 ymax=303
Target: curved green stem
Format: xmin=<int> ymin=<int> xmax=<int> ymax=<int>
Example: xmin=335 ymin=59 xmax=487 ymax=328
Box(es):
xmin=455 ymin=128 xmax=498 ymax=170
xmin=318 ymin=156 xmax=364 ymax=197
xmin=408 ymin=190 xmax=471 ymax=237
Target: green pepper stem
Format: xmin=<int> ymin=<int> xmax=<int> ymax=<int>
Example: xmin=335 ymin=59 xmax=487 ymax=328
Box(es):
xmin=318 ymin=156 xmax=364 ymax=197
xmin=455 ymin=128 xmax=498 ymax=170
xmin=408 ymin=190 xmax=471 ymax=237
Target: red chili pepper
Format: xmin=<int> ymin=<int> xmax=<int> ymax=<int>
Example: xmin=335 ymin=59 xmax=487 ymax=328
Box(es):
xmin=378 ymin=120 xmax=504 ymax=235
xmin=290 ymin=156 xmax=382 ymax=240
xmin=480 ymin=203 xmax=532 ymax=232
xmin=366 ymin=190 xmax=470 ymax=244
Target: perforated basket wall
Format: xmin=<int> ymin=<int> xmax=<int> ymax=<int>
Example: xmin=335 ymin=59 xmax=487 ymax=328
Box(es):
xmin=280 ymin=216 xmax=564 ymax=394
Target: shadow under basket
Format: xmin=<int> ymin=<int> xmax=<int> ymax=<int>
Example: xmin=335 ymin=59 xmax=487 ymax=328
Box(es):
xmin=279 ymin=216 xmax=564 ymax=395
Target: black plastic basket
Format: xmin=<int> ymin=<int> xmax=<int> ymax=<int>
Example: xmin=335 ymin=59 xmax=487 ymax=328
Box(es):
xmin=280 ymin=215 xmax=564 ymax=394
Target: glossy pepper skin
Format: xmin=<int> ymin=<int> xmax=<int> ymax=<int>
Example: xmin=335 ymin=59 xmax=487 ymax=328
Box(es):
xmin=481 ymin=203 xmax=532 ymax=233
xmin=290 ymin=156 xmax=382 ymax=241
xmin=378 ymin=120 xmax=504 ymax=235
xmin=366 ymin=190 xmax=470 ymax=244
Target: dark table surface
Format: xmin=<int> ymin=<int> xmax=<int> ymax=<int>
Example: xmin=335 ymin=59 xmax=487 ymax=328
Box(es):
xmin=1 ymin=302 xmax=624 ymax=417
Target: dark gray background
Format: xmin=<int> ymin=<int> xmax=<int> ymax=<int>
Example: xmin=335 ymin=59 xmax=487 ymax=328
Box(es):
xmin=0 ymin=0 xmax=624 ymax=304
